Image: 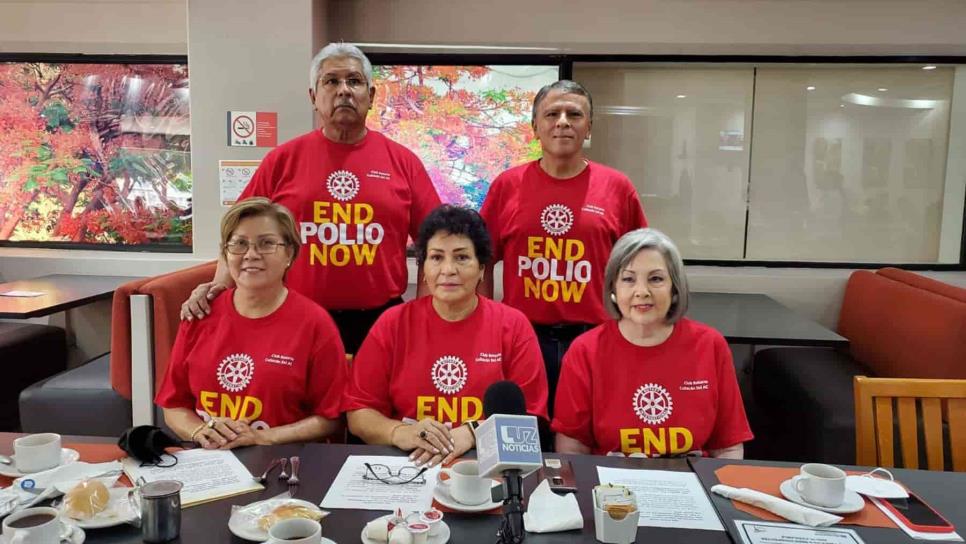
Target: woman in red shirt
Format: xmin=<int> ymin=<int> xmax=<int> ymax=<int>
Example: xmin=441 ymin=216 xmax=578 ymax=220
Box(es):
xmin=345 ymin=205 xmax=548 ymax=467
xmin=552 ymin=228 xmax=752 ymax=458
xmin=156 ymin=198 xmax=346 ymax=449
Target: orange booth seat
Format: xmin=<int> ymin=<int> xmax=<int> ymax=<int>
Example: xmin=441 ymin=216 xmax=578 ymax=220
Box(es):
xmin=110 ymin=261 xmax=216 ymax=424
xmin=752 ymin=268 xmax=966 ymax=466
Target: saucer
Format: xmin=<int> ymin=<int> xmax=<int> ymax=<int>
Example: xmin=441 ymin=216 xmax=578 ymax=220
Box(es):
xmin=60 ymin=487 xmax=138 ymax=530
xmin=0 ymin=449 xmax=80 ymax=478
xmin=227 ymin=497 xmax=324 ymax=542
xmin=0 ymin=519 xmax=85 ymax=544
xmin=361 ymin=514 xmax=449 ymax=544
xmin=779 ymin=479 xmax=866 ymax=514
xmin=433 ymin=480 xmax=501 ymax=513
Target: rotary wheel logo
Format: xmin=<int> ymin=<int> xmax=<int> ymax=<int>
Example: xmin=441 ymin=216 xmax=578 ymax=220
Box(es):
xmin=540 ymin=204 xmax=574 ymax=236
xmin=326 ymin=169 xmax=360 ymax=201
xmin=431 ymin=356 xmax=468 ymax=395
xmin=633 ymin=383 xmax=673 ymax=425
xmin=217 ymin=353 xmax=254 ymax=393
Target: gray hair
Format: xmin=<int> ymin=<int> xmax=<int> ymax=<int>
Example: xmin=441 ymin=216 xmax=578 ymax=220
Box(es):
xmin=602 ymin=228 xmax=690 ymax=323
xmin=309 ymin=42 xmax=373 ymax=90
xmin=531 ymin=80 xmax=594 ymax=125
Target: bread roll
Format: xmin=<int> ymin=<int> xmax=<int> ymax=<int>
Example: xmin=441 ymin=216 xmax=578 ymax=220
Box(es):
xmin=257 ymin=503 xmax=323 ymax=531
xmin=64 ymin=480 xmax=110 ymax=520
xmin=388 ymin=525 xmax=413 ymax=544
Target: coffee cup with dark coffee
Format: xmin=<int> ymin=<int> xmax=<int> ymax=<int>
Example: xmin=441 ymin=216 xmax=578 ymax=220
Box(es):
xmin=2 ymin=507 xmax=67 ymax=543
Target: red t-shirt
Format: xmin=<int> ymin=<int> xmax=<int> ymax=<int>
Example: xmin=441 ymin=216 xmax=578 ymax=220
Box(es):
xmin=239 ymin=130 xmax=441 ymax=309
xmin=155 ymin=289 xmax=346 ymax=429
xmin=343 ymin=296 xmax=548 ymax=425
xmin=480 ymin=160 xmax=647 ymax=325
xmin=551 ymin=318 xmax=753 ymax=456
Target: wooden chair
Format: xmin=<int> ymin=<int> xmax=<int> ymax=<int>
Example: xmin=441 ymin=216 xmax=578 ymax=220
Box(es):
xmin=854 ymin=376 xmax=966 ymax=471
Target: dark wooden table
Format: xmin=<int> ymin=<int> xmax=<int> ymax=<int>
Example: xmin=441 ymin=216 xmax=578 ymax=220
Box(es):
xmin=691 ymin=457 xmax=966 ymax=544
xmin=0 ymin=274 xmax=138 ymax=318
xmin=0 ymin=436 xmax=729 ymax=543
xmin=690 ymin=292 xmax=848 ymax=347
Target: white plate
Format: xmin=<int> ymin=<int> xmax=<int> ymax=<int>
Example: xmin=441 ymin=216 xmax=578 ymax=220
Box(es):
xmin=227 ymin=498 xmax=325 ymax=542
xmin=432 ymin=480 xmax=502 ymax=513
xmin=60 ymin=487 xmax=138 ymax=530
xmin=0 ymin=518 xmax=85 ymax=544
xmin=361 ymin=514 xmax=450 ymax=544
xmin=779 ymin=479 xmax=866 ymax=514
xmin=0 ymin=449 xmax=80 ymax=478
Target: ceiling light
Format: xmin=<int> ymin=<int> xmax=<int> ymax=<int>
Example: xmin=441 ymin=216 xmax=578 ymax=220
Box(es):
xmin=877 ymin=88 xmax=888 ymax=92
xmin=676 ymin=94 xmax=687 ymax=99
xmin=806 ymin=86 xmax=816 ymax=91
xmin=840 ymin=104 xmax=845 ymax=108
xmin=922 ymin=65 xmax=937 ymax=70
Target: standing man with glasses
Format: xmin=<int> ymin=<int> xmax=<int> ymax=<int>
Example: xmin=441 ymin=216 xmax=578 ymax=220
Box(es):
xmin=480 ymin=80 xmax=647 ymax=421
xmin=181 ymin=42 xmax=441 ymax=354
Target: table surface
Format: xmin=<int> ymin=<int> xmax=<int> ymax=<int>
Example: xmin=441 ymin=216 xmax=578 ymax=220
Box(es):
xmin=691 ymin=456 xmax=966 ymax=544
xmin=690 ymin=291 xmax=848 ymax=347
xmin=0 ymin=274 xmax=139 ymax=318
xmin=3 ymin=434 xmax=962 ymax=544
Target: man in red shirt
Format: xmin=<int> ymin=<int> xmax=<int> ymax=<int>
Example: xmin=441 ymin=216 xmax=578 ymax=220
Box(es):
xmin=182 ymin=43 xmax=441 ymax=354
xmin=480 ymin=80 xmax=647 ymax=418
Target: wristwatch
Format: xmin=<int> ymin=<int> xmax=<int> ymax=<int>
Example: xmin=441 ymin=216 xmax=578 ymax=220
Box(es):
xmin=463 ymin=419 xmax=480 ymax=439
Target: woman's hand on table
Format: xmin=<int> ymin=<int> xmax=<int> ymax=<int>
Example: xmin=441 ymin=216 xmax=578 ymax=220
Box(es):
xmin=392 ymin=419 xmax=454 ymax=461
xmin=193 ymin=417 xmax=267 ymax=449
xmin=409 ymin=424 xmax=474 ymax=467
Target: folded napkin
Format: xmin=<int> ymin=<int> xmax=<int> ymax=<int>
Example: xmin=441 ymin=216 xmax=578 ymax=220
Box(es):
xmin=13 ymin=461 xmax=122 ymax=492
xmin=711 ymin=484 xmax=843 ymax=527
xmin=523 ymin=480 xmax=583 ymax=533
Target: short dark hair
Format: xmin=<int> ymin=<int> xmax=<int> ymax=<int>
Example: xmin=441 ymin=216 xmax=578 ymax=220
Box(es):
xmin=416 ymin=204 xmax=493 ymax=266
xmin=531 ymin=79 xmax=594 ymax=125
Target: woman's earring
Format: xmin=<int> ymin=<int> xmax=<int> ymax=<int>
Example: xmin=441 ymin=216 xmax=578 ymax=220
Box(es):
xmin=610 ymin=292 xmax=617 ymax=303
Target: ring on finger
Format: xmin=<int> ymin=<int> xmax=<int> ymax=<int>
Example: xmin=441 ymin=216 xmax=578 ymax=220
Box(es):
xmin=207 ymin=419 xmax=216 ymax=429
xmin=419 ymin=430 xmax=428 ymax=440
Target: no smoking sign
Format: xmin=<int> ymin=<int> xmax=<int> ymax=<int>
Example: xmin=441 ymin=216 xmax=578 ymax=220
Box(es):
xmin=227 ymin=111 xmax=277 ymax=147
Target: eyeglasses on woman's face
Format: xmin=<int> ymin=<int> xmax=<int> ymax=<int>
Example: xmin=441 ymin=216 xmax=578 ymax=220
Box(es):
xmin=225 ymin=238 xmax=288 ymax=255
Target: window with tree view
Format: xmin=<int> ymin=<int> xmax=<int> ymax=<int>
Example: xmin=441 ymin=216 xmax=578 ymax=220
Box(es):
xmin=368 ymin=64 xmax=559 ymax=209
xmin=0 ymin=60 xmax=191 ymax=250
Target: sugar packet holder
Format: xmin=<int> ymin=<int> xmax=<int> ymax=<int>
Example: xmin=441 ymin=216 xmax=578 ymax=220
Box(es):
xmin=593 ymin=484 xmax=639 ymax=544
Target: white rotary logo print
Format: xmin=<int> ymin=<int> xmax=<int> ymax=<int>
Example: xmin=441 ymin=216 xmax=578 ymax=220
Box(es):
xmin=217 ymin=353 xmax=255 ymax=393
xmin=540 ymin=204 xmax=574 ymax=236
xmin=431 ymin=356 xmax=468 ymax=395
xmin=326 ymin=169 xmax=360 ymax=201
xmin=633 ymin=383 xmax=674 ymax=425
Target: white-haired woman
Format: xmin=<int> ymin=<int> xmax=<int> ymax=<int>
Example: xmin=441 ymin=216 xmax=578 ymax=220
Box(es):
xmin=552 ymin=228 xmax=752 ymax=458
xmin=180 ymin=42 xmax=440 ymax=354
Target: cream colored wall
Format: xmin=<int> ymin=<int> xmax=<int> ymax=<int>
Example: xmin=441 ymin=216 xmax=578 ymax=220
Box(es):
xmin=0 ymin=0 xmax=186 ymax=55
xmin=328 ymin=0 xmax=966 ymax=56
xmin=1 ymin=0 xmax=964 ymax=336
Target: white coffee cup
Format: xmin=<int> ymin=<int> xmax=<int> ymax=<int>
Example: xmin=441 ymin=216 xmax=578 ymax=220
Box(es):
xmin=266 ymin=518 xmax=321 ymax=544
xmin=794 ymin=463 xmax=846 ymax=508
xmin=2 ymin=507 xmax=67 ymax=544
xmin=437 ymin=460 xmax=491 ymax=506
xmin=13 ymin=433 xmax=62 ymax=473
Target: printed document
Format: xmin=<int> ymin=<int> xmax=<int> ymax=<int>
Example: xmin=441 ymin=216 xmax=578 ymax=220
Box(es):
xmin=734 ymin=520 xmax=866 ymax=544
xmin=596 ymin=466 xmax=724 ymax=531
xmin=320 ymin=455 xmax=440 ymax=512
xmin=122 ymin=449 xmax=262 ymax=507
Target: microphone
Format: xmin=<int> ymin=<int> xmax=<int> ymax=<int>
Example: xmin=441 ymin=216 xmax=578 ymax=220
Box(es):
xmin=477 ymin=381 xmax=542 ymax=544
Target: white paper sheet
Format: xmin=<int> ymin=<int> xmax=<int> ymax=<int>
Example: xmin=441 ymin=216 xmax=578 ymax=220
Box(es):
xmin=596 ymin=466 xmax=724 ymax=531
xmin=1 ymin=290 xmax=45 ymax=297
xmin=734 ymin=520 xmax=866 ymax=544
xmin=320 ymin=455 xmax=440 ymax=512
xmin=122 ymin=449 xmax=262 ymax=507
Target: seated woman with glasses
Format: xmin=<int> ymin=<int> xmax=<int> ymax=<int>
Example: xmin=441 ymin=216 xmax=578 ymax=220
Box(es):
xmin=345 ymin=205 xmax=548 ymax=467
xmin=156 ymin=197 xmax=347 ymax=449
xmin=552 ymin=228 xmax=753 ymax=458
